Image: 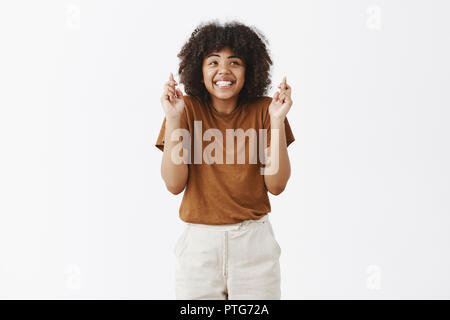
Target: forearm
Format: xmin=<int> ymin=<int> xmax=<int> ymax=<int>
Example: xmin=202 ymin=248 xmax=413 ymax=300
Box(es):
xmin=161 ymin=117 xmax=188 ymax=194
xmin=263 ymin=118 xmax=291 ymax=195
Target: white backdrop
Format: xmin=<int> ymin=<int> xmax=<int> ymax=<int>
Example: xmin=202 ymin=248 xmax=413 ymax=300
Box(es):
xmin=0 ymin=0 xmax=449 ymax=299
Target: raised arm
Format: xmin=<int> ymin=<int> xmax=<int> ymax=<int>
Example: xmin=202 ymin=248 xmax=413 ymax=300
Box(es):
xmin=263 ymin=76 xmax=293 ymax=195
xmin=159 ymin=73 xmax=188 ymax=194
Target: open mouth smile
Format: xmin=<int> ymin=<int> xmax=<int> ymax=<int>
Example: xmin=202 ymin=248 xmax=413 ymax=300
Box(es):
xmin=214 ymin=80 xmax=235 ymax=89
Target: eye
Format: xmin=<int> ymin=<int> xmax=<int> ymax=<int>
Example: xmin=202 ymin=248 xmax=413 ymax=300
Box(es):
xmin=208 ymin=61 xmax=240 ymax=66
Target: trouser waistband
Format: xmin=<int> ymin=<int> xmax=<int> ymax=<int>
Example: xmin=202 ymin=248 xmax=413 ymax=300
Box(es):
xmin=186 ymin=215 xmax=269 ymax=231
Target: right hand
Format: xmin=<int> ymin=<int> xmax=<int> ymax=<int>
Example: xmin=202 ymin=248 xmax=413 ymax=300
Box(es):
xmin=160 ymin=72 xmax=185 ymax=120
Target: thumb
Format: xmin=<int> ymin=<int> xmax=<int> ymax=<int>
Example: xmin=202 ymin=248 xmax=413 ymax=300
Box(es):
xmin=176 ymin=88 xmax=183 ymax=98
xmin=273 ymin=91 xmax=280 ymax=101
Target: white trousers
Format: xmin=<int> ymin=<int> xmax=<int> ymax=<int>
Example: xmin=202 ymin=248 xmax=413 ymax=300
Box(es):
xmin=174 ymin=215 xmax=281 ymax=300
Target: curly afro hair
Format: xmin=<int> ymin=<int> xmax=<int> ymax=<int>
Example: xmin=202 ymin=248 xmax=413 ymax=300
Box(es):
xmin=177 ymin=19 xmax=273 ymax=105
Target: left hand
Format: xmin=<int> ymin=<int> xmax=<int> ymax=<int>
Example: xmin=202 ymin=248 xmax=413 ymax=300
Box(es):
xmin=268 ymin=76 xmax=293 ymax=121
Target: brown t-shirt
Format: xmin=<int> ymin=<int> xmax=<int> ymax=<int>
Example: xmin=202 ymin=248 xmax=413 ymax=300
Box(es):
xmin=155 ymin=95 xmax=295 ymax=225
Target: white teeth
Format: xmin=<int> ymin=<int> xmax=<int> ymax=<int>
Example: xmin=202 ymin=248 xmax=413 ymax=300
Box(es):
xmin=215 ymin=81 xmax=233 ymax=87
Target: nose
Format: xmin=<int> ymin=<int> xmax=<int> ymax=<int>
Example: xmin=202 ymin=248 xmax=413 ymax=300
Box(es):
xmin=218 ymin=62 xmax=231 ymax=75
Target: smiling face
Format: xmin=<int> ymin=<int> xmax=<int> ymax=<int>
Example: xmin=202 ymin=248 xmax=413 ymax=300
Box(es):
xmin=202 ymin=46 xmax=246 ymax=105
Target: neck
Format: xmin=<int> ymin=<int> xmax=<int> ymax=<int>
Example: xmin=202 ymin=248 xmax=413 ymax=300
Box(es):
xmin=210 ymin=95 xmax=239 ymax=115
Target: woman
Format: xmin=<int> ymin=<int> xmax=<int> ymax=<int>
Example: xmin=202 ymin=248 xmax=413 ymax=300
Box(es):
xmin=156 ymin=20 xmax=295 ymax=300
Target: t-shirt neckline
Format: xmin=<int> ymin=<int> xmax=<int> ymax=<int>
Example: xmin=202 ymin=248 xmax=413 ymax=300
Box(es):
xmin=206 ymin=99 xmax=243 ymax=119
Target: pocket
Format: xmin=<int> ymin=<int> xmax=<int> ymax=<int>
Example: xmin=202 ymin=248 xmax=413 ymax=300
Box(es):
xmin=266 ymin=222 xmax=282 ymax=256
xmin=173 ymin=225 xmax=191 ymax=257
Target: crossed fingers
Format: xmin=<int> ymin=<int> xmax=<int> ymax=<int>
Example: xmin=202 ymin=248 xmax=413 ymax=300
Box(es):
xmin=276 ymin=76 xmax=292 ymax=104
xmin=164 ymin=72 xmax=178 ymax=100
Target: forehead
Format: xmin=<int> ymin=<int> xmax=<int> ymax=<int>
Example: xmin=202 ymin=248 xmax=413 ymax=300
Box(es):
xmin=205 ymin=47 xmax=242 ymax=59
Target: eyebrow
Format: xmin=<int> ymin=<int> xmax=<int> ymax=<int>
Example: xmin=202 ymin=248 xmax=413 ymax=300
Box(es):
xmin=206 ymin=54 xmax=241 ymax=59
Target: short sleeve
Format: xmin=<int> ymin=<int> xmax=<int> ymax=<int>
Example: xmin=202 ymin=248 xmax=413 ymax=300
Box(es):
xmin=263 ymin=103 xmax=295 ymax=148
xmin=155 ymin=106 xmax=190 ymax=152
